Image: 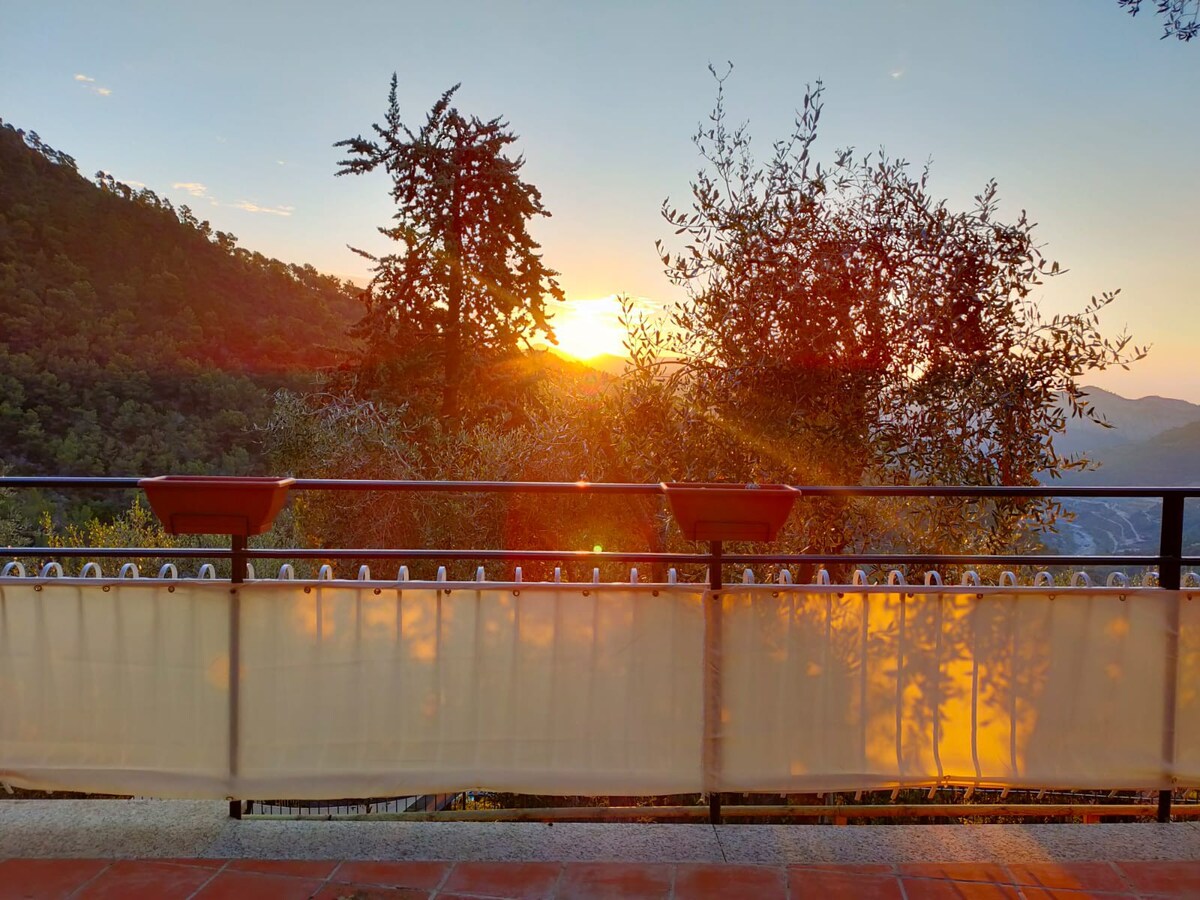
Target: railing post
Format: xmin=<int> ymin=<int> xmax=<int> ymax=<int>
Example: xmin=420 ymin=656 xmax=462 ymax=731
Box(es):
xmin=229 ymin=534 xmax=245 ymax=821
xmin=1158 ymin=493 xmax=1184 ymax=823
xmin=706 ymin=540 xmax=723 ymax=825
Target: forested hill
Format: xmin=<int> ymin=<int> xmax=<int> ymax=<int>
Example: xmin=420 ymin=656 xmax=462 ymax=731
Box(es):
xmin=0 ymin=120 xmax=360 ymax=479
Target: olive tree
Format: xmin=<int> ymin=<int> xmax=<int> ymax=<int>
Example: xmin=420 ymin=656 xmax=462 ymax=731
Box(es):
xmin=651 ymin=69 xmax=1145 ymax=556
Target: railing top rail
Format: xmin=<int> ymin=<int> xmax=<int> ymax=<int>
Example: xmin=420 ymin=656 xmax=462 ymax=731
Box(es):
xmin=3 ymin=476 xmax=1200 ymax=498
xmin=0 ymin=545 xmax=1190 ymax=568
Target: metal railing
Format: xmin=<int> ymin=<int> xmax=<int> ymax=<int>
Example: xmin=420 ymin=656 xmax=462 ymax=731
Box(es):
xmin=3 ymin=476 xmax=1198 ymax=825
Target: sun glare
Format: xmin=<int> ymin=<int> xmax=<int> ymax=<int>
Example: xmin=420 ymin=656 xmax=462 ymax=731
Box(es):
xmin=551 ymin=296 xmax=628 ymax=360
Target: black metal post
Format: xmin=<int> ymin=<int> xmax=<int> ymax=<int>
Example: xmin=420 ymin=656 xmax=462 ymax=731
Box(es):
xmin=229 ymin=533 xmax=245 ymax=821
xmin=1158 ymin=494 xmax=1185 ymax=823
xmin=708 ymin=540 xmax=723 ymax=826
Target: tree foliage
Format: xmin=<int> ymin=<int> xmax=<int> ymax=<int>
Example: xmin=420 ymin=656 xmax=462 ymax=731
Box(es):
xmin=1119 ymin=0 xmax=1200 ymax=41
xmin=336 ymin=77 xmax=564 ymax=425
xmin=646 ymin=70 xmax=1146 ymax=554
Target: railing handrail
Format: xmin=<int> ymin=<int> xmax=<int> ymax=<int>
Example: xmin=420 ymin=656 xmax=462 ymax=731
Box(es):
xmin=3 ymin=475 xmax=1200 ymax=499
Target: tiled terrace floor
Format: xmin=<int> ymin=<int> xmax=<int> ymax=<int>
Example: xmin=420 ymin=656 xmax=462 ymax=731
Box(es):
xmin=5 ymin=858 xmax=1200 ymax=899
xmin=5 ymin=803 xmax=1200 ymax=898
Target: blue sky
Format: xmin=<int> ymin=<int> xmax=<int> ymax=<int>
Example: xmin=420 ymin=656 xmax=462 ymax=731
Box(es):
xmin=3 ymin=0 xmax=1198 ymax=399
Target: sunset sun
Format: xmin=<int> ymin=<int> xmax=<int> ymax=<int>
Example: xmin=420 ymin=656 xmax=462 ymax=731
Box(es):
xmin=550 ymin=296 xmax=628 ymax=360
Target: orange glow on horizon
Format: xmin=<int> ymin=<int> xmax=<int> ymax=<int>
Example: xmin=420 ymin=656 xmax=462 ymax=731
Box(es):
xmin=550 ymin=296 xmax=628 ymax=360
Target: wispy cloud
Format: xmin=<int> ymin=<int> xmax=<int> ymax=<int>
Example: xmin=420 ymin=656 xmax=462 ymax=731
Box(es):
xmin=172 ymin=182 xmax=211 ymax=199
xmin=74 ymin=73 xmax=112 ymax=96
xmin=890 ymin=68 xmax=906 ymax=80
xmin=233 ymin=200 xmax=294 ymax=217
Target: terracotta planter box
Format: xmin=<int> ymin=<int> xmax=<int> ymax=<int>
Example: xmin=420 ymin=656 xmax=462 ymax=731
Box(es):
xmin=139 ymin=476 xmax=295 ymax=536
xmin=662 ymin=483 xmax=799 ymax=542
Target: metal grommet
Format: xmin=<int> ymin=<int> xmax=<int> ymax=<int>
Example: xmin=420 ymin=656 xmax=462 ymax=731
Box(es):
xmin=33 ymin=584 xmax=42 ymax=592
xmin=512 ymin=590 xmax=520 ymax=597
xmin=772 ymin=591 xmax=779 ymax=598
xmin=373 ymin=588 xmax=381 ymax=595
xmin=837 ymin=592 xmax=844 ymax=599
xmin=582 ymin=590 xmax=590 ymax=597
xmin=303 ymin=586 xmax=312 ymax=594
xmin=652 ymin=590 xmax=659 ymax=597
xmin=102 ymin=585 xmax=111 ymax=593
xmin=167 ymin=585 xmax=175 ymax=593
xmin=1119 ymin=594 xmax=1127 ymax=602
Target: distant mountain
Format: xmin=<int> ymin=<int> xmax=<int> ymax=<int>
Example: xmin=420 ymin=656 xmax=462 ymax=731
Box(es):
xmin=1055 ymin=386 xmax=1200 ymax=459
xmin=543 ymin=348 xmax=627 ymax=377
xmin=1062 ymin=419 xmax=1200 ymax=486
xmin=0 ymin=120 xmax=360 ymax=487
xmin=1045 ymin=388 xmax=1200 ymax=558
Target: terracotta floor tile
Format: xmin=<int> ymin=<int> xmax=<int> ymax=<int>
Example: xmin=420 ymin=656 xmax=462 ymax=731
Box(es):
xmin=791 ymin=863 xmax=895 ymax=875
xmin=1006 ymin=862 xmax=1130 ymax=893
xmin=899 ymin=863 xmax=1015 ymax=884
xmin=788 ymin=868 xmax=904 ymax=899
xmin=0 ymin=859 xmax=110 ymax=899
xmin=441 ymin=862 xmax=562 ymax=899
xmin=1019 ymin=889 xmax=1136 ymax=900
xmin=556 ymin=862 xmax=672 ymax=899
xmin=227 ymin=859 xmax=339 ymax=879
xmin=191 ymin=869 xmax=326 ymax=899
xmin=313 ymin=886 xmax=429 ymax=900
xmin=1114 ymin=861 xmax=1200 ymax=896
xmin=901 ymin=878 xmax=1023 ymax=900
xmin=152 ymin=858 xmax=226 ymax=869
xmin=331 ymin=860 xmax=449 ymax=889
xmin=74 ymin=860 xmax=216 ymax=899
xmin=674 ymin=863 xmax=787 ymax=900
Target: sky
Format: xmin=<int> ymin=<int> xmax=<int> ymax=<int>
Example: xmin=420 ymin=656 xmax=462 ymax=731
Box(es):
xmin=2 ymin=0 xmax=1198 ymax=399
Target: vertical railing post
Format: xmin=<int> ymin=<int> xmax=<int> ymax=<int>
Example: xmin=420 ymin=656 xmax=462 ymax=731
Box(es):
xmin=229 ymin=534 xmax=245 ymax=820
xmin=1158 ymin=492 xmax=1184 ymax=823
xmin=706 ymin=540 xmax=723 ymax=825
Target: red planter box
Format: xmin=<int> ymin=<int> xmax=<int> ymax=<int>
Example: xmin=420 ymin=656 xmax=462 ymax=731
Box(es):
xmin=139 ymin=476 xmax=295 ymax=536
xmin=662 ymin=483 xmax=800 ymax=542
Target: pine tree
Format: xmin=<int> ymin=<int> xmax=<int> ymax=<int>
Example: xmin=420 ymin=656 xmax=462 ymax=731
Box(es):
xmin=336 ymin=76 xmax=564 ymax=425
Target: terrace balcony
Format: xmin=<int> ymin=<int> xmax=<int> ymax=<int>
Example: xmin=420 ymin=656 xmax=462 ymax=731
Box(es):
xmin=3 ymin=476 xmax=1200 ymax=897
